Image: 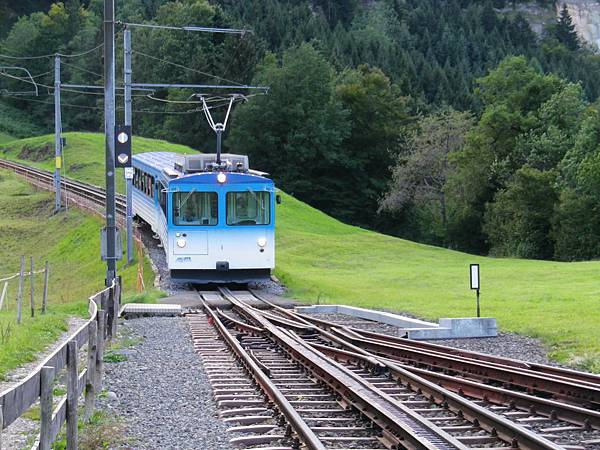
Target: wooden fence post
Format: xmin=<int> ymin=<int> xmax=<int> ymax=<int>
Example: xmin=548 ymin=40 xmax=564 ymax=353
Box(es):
xmin=84 ymin=320 xmax=97 ymax=421
xmin=29 ymin=256 xmax=35 ymax=318
xmin=39 ymin=366 xmax=55 ymax=450
xmin=66 ymin=341 xmax=78 ymax=450
xmin=0 ymin=282 xmax=7 ymax=311
xmin=16 ymin=256 xmax=24 ymax=324
xmin=96 ymin=310 xmax=105 ymax=392
xmin=42 ymin=261 xmax=49 ymax=314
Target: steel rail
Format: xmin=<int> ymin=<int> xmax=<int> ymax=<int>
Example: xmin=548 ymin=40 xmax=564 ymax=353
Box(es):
xmin=219 ymin=288 xmax=472 ymax=450
xmin=200 ymin=299 xmax=326 ymax=450
xmin=308 ymin=341 xmax=565 ymax=450
xmin=252 ymin=292 xmax=600 ymax=430
xmin=330 ymin=328 xmax=600 ymax=407
xmin=320 ymin=326 xmax=600 ymax=431
xmin=236 ymin=291 xmax=574 ymax=449
xmin=216 ymin=309 xmax=264 ymax=335
xmin=296 ymin=311 xmax=600 ymax=389
xmin=248 ymin=289 xmax=600 ymax=408
xmin=216 ymin=294 xmax=600 ymax=431
xmin=250 ymin=289 xmax=600 ymax=389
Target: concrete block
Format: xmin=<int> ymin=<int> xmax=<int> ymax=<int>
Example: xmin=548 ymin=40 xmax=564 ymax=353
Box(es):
xmin=296 ymin=305 xmax=498 ymax=340
xmin=120 ymin=303 xmax=182 ymax=318
xmin=295 ymin=304 xmax=437 ymax=328
xmin=296 ymin=305 xmax=339 ymax=314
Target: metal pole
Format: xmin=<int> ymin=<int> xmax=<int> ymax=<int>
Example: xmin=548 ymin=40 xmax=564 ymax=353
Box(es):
xmin=476 ymin=289 xmax=481 ymax=318
xmin=29 ymin=256 xmax=34 ymax=318
xmin=216 ymin=125 xmax=222 ymax=165
xmin=104 ymin=0 xmax=117 ymax=285
xmin=42 ymin=261 xmax=49 ymax=313
xmin=17 ymin=256 xmax=24 ymax=324
xmin=124 ymin=27 xmax=134 ymax=264
xmin=54 ymin=55 xmax=62 ymax=212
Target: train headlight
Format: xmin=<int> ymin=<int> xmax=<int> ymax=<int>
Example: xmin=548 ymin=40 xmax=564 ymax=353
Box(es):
xmin=217 ymin=172 xmax=227 ymax=183
xmin=176 ymin=238 xmax=187 ymax=248
xmin=257 ymin=237 xmax=267 ymax=248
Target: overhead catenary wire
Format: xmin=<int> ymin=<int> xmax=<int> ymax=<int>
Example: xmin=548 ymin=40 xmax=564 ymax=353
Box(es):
xmin=121 ymin=22 xmax=251 ymax=35
xmin=0 ymin=43 xmax=104 ymax=61
xmin=0 ymin=72 xmax=152 ymax=97
xmin=2 ymin=93 xmax=203 ymax=114
xmin=132 ymin=50 xmax=244 ymax=87
xmin=60 ymin=60 xmax=103 ymax=79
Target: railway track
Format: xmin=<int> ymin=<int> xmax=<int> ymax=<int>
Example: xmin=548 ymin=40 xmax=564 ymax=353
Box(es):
xmin=250 ymin=292 xmax=600 ymax=411
xmin=0 ymin=158 xmax=126 ymax=215
xmin=188 ymin=288 xmax=600 ymax=449
xmin=240 ymin=291 xmax=600 ymax=448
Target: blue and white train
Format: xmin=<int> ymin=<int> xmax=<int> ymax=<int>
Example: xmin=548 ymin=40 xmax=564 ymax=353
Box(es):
xmin=131 ymin=152 xmax=276 ymax=283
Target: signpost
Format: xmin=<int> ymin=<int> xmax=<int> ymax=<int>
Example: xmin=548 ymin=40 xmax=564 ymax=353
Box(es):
xmin=470 ymin=263 xmax=480 ymax=317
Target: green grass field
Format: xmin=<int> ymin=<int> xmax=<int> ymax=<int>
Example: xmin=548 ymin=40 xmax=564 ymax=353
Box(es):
xmin=0 ymin=171 xmax=154 ymax=379
xmin=0 ymin=132 xmax=195 ymax=193
xmin=2 ymin=132 xmax=599 ymax=371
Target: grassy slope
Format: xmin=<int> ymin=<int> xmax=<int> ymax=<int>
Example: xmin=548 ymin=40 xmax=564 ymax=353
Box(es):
xmin=0 ymin=171 xmax=154 ymax=379
xmin=0 ymin=132 xmax=196 ymax=193
xmin=2 ymin=132 xmax=599 ymax=369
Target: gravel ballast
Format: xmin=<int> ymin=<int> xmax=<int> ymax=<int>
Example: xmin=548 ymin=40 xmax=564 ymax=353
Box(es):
xmin=310 ymin=312 xmax=553 ymax=365
xmin=97 ymin=317 xmax=233 ymax=450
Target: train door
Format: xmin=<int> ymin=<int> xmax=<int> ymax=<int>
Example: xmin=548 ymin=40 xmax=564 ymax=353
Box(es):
xmin=155 ymin=180 xmax=168 ymax=245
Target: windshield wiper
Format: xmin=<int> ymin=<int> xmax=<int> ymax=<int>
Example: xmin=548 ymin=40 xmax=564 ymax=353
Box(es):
xmin=179 ymin=188 xmax=196 ymax=210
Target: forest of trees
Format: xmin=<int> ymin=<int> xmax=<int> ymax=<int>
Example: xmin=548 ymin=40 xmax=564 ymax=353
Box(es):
xmin=2 ymin=0 xmax=600 ymax=261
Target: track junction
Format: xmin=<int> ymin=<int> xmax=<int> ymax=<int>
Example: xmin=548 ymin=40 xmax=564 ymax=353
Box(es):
xmin=189 ymin=288 xmax=600 ymax=450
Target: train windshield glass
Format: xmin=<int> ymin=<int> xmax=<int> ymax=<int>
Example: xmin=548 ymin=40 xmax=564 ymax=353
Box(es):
xmin=173 ymin=191 xmax=218 ymax=226
xmin=227 ymin=191 xmax=270 ymax=226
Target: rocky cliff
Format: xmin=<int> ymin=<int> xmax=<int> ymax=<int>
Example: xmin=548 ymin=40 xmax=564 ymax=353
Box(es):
xmin=562 ymin=0 xmax=600 ymax=49
xmin=500 ymin=1 xmax=600 ymax=50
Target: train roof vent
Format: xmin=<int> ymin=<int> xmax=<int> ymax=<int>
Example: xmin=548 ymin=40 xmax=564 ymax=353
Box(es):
xmin=174 ymin=154 xmax=249 ymax=173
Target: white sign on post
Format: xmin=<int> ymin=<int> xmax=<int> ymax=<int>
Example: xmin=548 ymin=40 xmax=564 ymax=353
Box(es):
xmin=124 ymin=167 xmax=134 ymax=180
xmin=470 ymin=264 xmax=480 ymax=290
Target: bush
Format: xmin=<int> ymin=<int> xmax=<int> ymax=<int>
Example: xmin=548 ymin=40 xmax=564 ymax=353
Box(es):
xmin=484 ymin=167 xmax=558 ymax=258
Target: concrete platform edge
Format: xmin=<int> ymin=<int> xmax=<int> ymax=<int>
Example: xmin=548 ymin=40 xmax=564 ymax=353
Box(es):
xmin=295 ymin=305 xmax=497 ymax=339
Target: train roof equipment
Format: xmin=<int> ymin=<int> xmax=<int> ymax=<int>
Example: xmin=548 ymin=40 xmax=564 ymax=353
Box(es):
xmin=133 ymin=151 xmax=270 ymax=183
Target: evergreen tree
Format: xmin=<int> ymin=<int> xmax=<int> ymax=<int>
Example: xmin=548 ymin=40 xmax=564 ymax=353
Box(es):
xmin=555 ymin=4 xmax=579 ymax=50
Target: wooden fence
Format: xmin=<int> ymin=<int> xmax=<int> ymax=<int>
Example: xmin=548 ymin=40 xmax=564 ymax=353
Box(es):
xmin=0 ymin=278 xmax=121 ymax=450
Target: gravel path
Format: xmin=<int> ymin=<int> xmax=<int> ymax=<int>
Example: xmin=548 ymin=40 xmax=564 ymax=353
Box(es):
xmin=97 ymin=317 xmax=233 ymax=450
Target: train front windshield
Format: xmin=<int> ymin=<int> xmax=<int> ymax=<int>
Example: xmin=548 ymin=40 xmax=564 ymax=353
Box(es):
xmin=227 ymin=191 xmax=270 ymax=226
xmin=173 ymin=191 xmax=218 ymax=226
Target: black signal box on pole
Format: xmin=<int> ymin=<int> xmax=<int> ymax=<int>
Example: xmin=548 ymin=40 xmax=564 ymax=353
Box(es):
xmin=115 ymin=125 xmax=132 ymax=168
